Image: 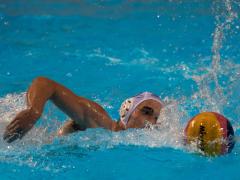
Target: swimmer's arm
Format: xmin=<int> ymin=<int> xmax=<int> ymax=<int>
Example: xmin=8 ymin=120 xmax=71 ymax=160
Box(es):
xmin=58 ymin=118 xmax=125 ymax=136
xmin=57 ymin=119 xmax=83 ymax=136
xmin=3 ymin=77 xmax=115 ymax=143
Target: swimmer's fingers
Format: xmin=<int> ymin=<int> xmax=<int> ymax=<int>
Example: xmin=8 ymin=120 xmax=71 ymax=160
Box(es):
xmin=4 ymin=120 xmax=21 ymax=138
xmin=3 ymin=133 xmax=21 ymax=143
xmin=3 ymin=109 xmax=37 ymax=143
xmin=3 ymin=119 xmax=27 ymax=143
xmin=3 ymin=128 xmax=23 ymax=143
xmin=6 ymin=124 xmax=20 ymax=135
xmin=6 ymin=119 xmax=20 ymax=131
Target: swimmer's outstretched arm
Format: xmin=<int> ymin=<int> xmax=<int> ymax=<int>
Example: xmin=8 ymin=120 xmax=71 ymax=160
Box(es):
xmin=3 ymin=77 xmax=120 ymax=143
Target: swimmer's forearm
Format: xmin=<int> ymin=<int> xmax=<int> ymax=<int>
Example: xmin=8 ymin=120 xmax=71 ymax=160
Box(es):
xmin=3 ymin=77 xmax=58 ymax=142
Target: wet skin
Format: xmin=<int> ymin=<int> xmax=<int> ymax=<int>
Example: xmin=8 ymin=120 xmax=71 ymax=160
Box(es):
xmin=3 ymin=77 xmax=163 ymax=143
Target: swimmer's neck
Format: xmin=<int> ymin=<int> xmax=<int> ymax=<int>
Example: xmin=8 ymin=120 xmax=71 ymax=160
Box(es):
xmin=111 ymin=120 xmax=126 ymax=132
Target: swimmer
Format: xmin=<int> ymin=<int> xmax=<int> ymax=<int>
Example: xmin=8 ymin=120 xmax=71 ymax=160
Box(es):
xmin=3 ymin=77 xmax=163 ymax=143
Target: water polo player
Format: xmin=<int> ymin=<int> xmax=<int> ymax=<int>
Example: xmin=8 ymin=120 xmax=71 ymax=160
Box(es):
xmin=3 ymin=77 xmax=163 ymax=143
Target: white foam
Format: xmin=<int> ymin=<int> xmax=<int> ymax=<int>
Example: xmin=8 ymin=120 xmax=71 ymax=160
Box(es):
xmin=0 ymin=93 xmax=26 ymax=124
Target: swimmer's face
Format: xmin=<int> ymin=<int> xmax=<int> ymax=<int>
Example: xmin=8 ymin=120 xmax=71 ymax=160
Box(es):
xmin=126 ymin=99 xmax=162 ymax=129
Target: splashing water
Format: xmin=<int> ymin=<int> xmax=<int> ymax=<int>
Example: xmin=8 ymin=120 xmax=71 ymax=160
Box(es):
xmin=0 ymin=90 xmax=185 ymax=172
xmin=0 ymin=0 xmax=240 ymax=175
xmin=210 ymin=0 xmax=238 ymax=111
xmin=182 ymin=0 xmax=240 ymax=116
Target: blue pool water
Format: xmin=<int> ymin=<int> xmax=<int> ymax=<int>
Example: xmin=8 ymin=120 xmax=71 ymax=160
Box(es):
xmin=0 ymin=0 xmax=240 ymax=179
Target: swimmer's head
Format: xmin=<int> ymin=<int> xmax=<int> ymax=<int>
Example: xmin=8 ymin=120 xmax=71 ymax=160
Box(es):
xmin=119 ymin=92 xmax=163 ymax=129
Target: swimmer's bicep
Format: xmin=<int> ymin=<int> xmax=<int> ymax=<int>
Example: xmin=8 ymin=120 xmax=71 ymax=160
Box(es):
xmin=79 ymin=98 xmax=112 ymax=120
xmin=52 ymin=83 xmax=112 ymax=125
xmin=51 ymin=83 xmax=90 ymax=118
xmin=75 ymin=97 xmax=115 ymax=129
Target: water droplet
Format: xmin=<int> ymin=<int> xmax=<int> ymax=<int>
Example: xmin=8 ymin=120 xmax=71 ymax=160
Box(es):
xmin=26 ymin=52 xmax=32 ymax=56
xmin=66 ymin=73 xmax=72 ymax=77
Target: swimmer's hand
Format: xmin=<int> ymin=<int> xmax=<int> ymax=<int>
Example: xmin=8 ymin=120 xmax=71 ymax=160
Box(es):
xmin=3 ymin=109 xmax=38 ymax=143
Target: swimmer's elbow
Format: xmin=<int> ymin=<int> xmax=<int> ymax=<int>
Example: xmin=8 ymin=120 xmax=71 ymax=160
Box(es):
xmin=33 ymin=76 xmax=51 ymax=84
xmin=31 ymin=76 xmax=57 ymax=96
